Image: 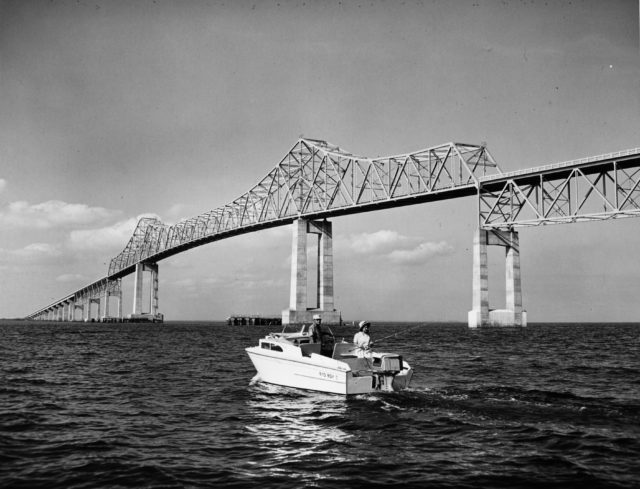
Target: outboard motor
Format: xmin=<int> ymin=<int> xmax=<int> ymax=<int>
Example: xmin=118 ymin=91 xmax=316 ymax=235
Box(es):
xmin=374 ymin=354 xmax=403 ymax=392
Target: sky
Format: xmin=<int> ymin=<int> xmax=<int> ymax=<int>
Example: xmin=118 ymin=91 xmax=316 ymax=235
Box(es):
xmin=0 ymin=0 xmax=638 ymax=322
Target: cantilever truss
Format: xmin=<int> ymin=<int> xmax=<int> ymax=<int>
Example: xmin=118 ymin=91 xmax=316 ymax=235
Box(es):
xmin=108 ymin=138 xmax=501 ymax=276
xmin=478 ymin=148 xmax=640 ymax=229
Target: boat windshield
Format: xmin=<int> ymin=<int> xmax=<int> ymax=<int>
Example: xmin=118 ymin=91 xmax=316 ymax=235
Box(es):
xmin=269 ymin=323 xmax=336 ymax=347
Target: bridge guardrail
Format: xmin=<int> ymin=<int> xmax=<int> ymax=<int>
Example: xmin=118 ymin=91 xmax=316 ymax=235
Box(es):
xmin=479 ymin=147 xmax=640 ymax=183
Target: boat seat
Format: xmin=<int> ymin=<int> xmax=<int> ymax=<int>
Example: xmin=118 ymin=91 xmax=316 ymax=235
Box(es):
xmin=300 ymin=343 xmax=321 ymax=357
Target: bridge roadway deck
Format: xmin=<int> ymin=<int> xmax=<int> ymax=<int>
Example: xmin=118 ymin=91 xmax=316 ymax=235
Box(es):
xmin=480 ymin=147 xmax=640 ymax=187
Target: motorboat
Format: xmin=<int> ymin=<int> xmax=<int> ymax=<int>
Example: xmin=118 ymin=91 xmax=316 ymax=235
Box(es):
xmin=245 ymin=325 xmax=413 ymax=395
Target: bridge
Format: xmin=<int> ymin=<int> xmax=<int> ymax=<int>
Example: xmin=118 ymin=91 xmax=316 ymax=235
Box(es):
xmin=26 ymin=138 xmax=640 ymax=327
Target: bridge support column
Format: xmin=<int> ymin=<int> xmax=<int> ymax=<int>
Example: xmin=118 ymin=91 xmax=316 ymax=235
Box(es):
xmin=131 ymin=262 xmax=162 ymax=322
xmin=314 ymin=220 xmax=335 ymax=312
xmin=103 ymin=287 xmax=110 ymax=320
xmin=74 ymin=303 xmax=83 ymax=322
xmin=65 ymin=301 xmax=72 ymax=321
xmin=89 ymin=297 xmax=100 ymax=321
xmin=117 ymin=287 xmax=123 ymax=319
xmin=282 ymin=218 xmax=341 ymax=325
xmin=468 ymin=228 xmax=527 ymax=328
xmin=102 ymin=279 xmax=123 ymax=321
xmin=133 ymin=263 xmax=144 ymax=315
xmin=149 ymin=263 xmax=159 ymax=317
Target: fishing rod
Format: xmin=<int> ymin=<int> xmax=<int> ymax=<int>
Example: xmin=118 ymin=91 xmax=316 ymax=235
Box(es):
xmin=372 ymin=324 xmax=424 ymax=346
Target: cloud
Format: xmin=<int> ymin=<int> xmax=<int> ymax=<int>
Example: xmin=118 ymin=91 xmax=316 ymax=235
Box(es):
xmin=166 ymin=275 xmax=284 ymax=293
xmin=237 ymin=277 xmax=286 ymax=289
xmin=0 ymin=243 xmax=62 ymax=263
xmin=172 ymin=278 xmax=197 ymax=288
xmin=347 ymin=230 xmax=422 ymax=255
xmin=0 ymin=200 xmax=120 ymax=229
xmin=203 ymin=277 xmax=225 ymax=285
xmin=164 ymin=203 xmax=193 ymax=223
xmin=56 ymin=273 xmax=88 ymax=283
xmin=0 ymin=179 xmax=6 ymax=194
xmin=341 ymin=230 xmax=453 ymax=265
xmin=388 ymin=241 xmax=454 ymax=265
xmin=68 ymin=214 xmax=158 ymax=252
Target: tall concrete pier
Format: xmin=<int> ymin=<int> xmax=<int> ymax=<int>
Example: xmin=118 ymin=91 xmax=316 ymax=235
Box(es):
xmin=102 ymin=279 xmax=123 ymax=321
xmin=131 ymin=262 xmax=163 ymax=322
xmin=468 ymin=228 xmax=527 ymax=328
xmin=282 ymin=218 xmax=341 ymax=325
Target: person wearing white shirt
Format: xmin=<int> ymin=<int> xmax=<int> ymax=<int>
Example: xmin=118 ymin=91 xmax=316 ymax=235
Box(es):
xmin=353 ymin=321 xmax=373 ymax=357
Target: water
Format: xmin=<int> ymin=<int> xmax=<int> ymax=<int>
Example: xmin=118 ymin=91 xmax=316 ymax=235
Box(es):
xmin=1 ymin=321 xmax=639 ymax=488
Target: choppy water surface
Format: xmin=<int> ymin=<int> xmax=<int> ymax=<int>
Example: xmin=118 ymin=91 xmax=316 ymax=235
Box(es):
xmin=1 ymin=321 xmax=639 ymax=488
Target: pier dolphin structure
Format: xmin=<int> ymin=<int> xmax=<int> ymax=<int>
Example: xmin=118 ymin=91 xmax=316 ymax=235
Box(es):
xmin=26 ymin=138 xmax=640 ymax=326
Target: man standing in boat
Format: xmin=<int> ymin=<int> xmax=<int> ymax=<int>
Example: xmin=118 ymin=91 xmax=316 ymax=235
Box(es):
xmin=309 ymin=314 xmax=335 ymax=356
xmin=354 ymin=321 xmax=374 ymax=357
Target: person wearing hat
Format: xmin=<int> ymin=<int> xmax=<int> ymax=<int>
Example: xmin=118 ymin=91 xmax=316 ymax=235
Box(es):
xmin=309 ymin=314 xmax=335 ymax=356
xmin=353 ymin=321 xmax=373 ymax=357
xmin=309 ymin=314 xmax=323 ymax=344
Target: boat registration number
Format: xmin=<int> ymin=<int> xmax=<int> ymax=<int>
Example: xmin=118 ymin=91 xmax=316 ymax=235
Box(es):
xmin=319 ymin=371 xmax=337 ymax=380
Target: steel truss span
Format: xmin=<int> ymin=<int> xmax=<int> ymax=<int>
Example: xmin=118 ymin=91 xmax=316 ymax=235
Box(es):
xmin=107 ymin=138 xmax=501 ymax=278
xmin=479 ymin=148 xmax=640 ymax=229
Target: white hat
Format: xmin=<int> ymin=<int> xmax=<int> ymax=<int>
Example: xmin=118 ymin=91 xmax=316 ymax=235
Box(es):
xmin=358 ymin=320 xmax=370 ymax=330
xmin=313 ymin=314 xmax=321 ymax=320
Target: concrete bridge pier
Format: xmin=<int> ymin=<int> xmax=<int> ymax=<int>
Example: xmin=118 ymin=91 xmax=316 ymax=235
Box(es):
xmin=74 ymin=302 xmax=84 ymax=321
xmin=88 ymin=297 xmax=100 ymax=321
xmin=131 ymin=262 xmax=162 ymax=322
xmin=102 ymin=279 xmax=122 ymax=321
xmin=468 ymin=228 xmax=527 ymax=328
xmin=66 ymin=300 xmax=74 ymax=321
xmin=282 ymin=218 xmax=341 ymax=325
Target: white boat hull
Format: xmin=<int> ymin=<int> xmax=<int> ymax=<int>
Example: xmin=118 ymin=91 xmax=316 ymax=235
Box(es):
xmin=246 ymin=337 xmax=413 ymax=395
